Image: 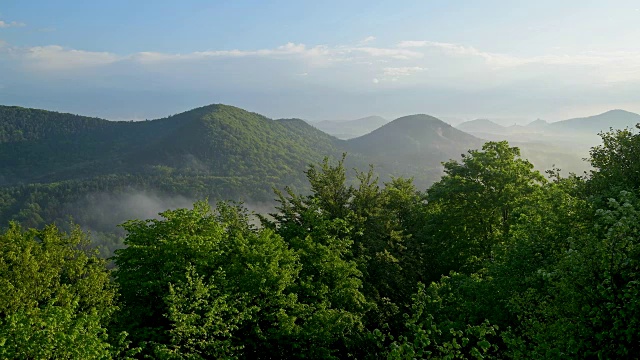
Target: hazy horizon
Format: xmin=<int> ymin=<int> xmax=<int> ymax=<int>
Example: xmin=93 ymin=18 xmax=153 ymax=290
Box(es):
xmin=2 ymin=0 xmax=639 ymax=122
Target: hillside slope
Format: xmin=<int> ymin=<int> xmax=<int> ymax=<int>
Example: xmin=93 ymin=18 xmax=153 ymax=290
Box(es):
xmin=457 ymin=119 xmax=507 ymax=134
xmin=345 ymin=114 xmax=484 ymax=185
xmin=0 ymin=104 xmax=342 ymax=185
xmin=0 ymin=104 xmax=344 ymax=230
xmin=0 ymin=105 xmax=196 ymax=184
xmin=133 ymin=105 xmax=342 ymax=178
xmin=549 ymin=109 xmax=640 ymax=133
xmin=347 ymin=114 xmax=482 ymax=159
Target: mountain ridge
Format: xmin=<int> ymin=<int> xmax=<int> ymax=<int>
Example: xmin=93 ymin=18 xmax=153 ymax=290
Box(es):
xmin=3 ymin=102 xmax=634 ymax=233
xmin=346 ymin=114 xmax=484 ymax=172
xmin=550 ymin=109 xmax=640 ymax=133
xmin=456 ymin=119 xmax=507 ymax=134
xmin=0 ymin=103 xmax=342 ymax=185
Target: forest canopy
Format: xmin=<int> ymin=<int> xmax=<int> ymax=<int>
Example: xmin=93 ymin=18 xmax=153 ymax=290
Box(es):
xmin=2 ymin=126 xmax=640 ymax=358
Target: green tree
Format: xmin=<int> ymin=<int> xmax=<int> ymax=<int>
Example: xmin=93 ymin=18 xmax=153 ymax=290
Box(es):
xmin=266 ymin=157 xmax=386 ymax=357
xmin=499 ymin=127 xmax=640 ymax=357
xmin=113 ymin=201 xmax=301 ymax=358
xmin=0 ymin=223 xmax=119 ymax=359
xmin=504 ymin=191 xmax=640 ymax=358
xmin=385 ymin=278 xmax=500 ymax=359
xmin=422 ymin=141 xmax=546 ymax=279
xmin=267 ymin=157 xmax=442 ymax=355
xmin=588 ymin=124 xmax=640 ymax=199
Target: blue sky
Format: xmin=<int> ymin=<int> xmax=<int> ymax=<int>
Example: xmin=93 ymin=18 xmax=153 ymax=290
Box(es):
xmin=1 ymin=0 xmax=640 ymax=123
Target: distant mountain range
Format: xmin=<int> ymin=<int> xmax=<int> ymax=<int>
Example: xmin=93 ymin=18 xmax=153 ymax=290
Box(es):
xmin=308 ymin=115 xmax=388 ymax=139
xmin=454 ymin=109 xmax=640 ymax=175
xmin=2 ymin=103 xmax=639 ymax=233
xmin=549 ymin=109 xmax=640 ymax=133
xmin=0 ymin=104 xmax=482 ymax=230
xmin=456 ymin=109 xmax=640 ymax=136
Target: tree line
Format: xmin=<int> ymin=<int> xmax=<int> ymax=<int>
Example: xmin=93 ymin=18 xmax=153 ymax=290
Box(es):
xmin=1 ymin=126 xmax=639 ymax=358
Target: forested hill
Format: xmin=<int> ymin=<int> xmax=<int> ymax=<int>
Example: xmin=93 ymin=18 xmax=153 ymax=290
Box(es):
xmin=0 ymin=106 xmax=113 ymax=143
xmin=0 ymin=104 xmax=483 ymax=233
xmin=0 ymin=104 xmax=344 ymax=232
xmin=457 ymin=118 xmax=507 ymax=134
xmin=0 ymin=104 xmax=484 ymax=191
xmin=132 ymin=105 xmax=342 ymax=178
xmin=0 ymin=105 xmax=195 ymax=184
xmin=345 ymin=114 xmax=484 ymax=170
xmin=0 ymin=104 xmax=342 ymax=185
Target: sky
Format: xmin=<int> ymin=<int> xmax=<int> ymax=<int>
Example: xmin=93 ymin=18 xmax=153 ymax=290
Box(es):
xmin=1 ymin=0 xmax=640 ymax=124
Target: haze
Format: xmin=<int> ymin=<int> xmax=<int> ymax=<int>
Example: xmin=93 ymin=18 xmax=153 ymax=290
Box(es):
xmin=2 ymin=0 xmax=639 ymax=122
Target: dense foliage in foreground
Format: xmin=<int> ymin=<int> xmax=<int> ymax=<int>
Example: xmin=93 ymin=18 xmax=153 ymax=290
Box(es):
xmin=1 ymin=126 xmax=640 ymax=358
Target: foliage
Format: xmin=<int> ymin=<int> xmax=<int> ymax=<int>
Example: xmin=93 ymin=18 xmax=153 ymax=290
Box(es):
xmin=386 ymin=280 xmax=500 ymax=359
xmin=264 ymin=157 xmax=374 ymax=357
xmin=504 ymin=191 xmax=640 ymax=358
xmin=421 ymin=141 xmax=546 ymax=280
xmin=588 ymin=124 xmax=640 ymax=199
xmin=112 ymin=201 xmax=301 ymax=358
xmin=0 ymin=223 xmax=124 ymax=359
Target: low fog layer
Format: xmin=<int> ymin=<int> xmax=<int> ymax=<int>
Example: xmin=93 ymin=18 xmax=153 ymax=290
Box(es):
xmin=60 ymin=190 xmax=276 ymax=255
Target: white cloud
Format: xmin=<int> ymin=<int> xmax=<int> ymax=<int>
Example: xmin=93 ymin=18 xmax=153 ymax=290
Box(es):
xmin=132 ymin=42 xmax=331 ymax=64
xmin=397 ymin=40 xmax=428 ymax=48
xmin=3 ymin=37 xmax=640 ymax=88
xmin=22 ymin=45 xmax=120 ymax=70
xmin=3 ymin=41 xmax=425 ymax=72
xmin=0 ymin=20 xmax=25 ymax=28
xmin=372 ymin=78 xmax=380 ymax=84
xmin=2 ymin=41 xmax=333 ymax=71
xmin=359 ymin=36 xmax=376 ymax=44
xmin=383 ymin=66 xmax=426 ymax=77
xmin=396 ymin=40 xmax=640 ymax=81
xmin=418 ymin=41 xmax=487 ymax=57
xmin=130 ymin=42 xmax=422 ymax=65
xmin=351 ymin=46 xmax=423 ymax=60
